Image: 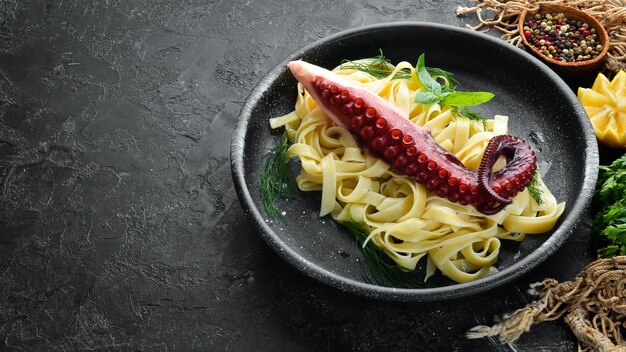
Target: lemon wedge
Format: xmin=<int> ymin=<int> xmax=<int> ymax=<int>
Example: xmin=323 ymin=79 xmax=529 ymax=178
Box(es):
xmin=578 ymin=71 xmax=626 ymax=148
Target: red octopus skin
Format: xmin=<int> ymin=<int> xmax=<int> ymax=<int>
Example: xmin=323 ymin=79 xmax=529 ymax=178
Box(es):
xmin=287 ymin=60 xmax=537 ymax=215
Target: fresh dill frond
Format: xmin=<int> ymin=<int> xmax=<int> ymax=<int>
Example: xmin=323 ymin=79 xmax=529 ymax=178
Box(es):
xmin=528 ymin=169 xmax=544 ymax=206
xmin=425 ymin=67 xmax=459 ymax=89
xmin=340 ymin=49 xmax=411 ymax=80
xmin=455 ymin=106 xmax=488 ymax=129
xmin=259 ymin=131 xmax=294 ymax=220
xmin=341 ymin=50 xmax=462 ymax=92
xmin=341 ymin=219 xmax=428 ymax=288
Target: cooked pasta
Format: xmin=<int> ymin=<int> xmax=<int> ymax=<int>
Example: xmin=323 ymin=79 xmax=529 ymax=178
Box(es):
xmin=269 ymin=59 xmax=565 ymax=284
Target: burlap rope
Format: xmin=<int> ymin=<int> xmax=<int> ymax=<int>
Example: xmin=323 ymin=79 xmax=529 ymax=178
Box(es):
xmin=456 ymin=0 xmax=626 ymax=74
xmin=466 ymin=257 xmax=626 ymax=351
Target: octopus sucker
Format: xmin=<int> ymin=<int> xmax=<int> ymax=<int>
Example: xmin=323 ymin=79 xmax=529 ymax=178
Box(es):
xmin=288 ymin=60 xmax=537 ymax=215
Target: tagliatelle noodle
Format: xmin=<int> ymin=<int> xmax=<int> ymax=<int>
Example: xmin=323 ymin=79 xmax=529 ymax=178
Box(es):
xmin=270 ymin=59 xmax=565 ymax=284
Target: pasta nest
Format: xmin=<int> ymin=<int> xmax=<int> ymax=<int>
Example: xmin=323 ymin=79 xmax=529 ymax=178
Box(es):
xmin=270 ymin=60 xmax=565 ymax=283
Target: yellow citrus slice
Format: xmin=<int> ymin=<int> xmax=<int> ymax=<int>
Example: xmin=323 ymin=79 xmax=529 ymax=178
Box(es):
xmin=578 ymin=70 xmax=626 ymax=148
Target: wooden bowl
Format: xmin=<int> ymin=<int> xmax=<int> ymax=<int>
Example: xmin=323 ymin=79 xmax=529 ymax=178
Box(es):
xmin=518 ymin=3 xmax=609 ymax=74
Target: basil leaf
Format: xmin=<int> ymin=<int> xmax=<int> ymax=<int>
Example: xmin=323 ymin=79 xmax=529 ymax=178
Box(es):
xmin=417 ymin=54 xmax=441 ymax=95
xmin=441 ymin=91 xmax=494 ymax=107
xmin=426 ymin=67 xmax=460 ymax=89
xmin=414 ymin=91 xmax=440 ymax=104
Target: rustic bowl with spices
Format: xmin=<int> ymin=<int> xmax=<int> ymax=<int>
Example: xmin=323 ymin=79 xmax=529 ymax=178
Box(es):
xmin=518 ymin=3 xmax=609 ymax=74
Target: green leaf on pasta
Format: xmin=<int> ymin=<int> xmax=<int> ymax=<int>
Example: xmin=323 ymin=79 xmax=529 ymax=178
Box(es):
xmin=414 ymin=91 xmax=441 ymax=105
xmin=417 ymin=54 xmax=442 ymax=94
xmin=441 ymin=91 xmax=494 ymax=107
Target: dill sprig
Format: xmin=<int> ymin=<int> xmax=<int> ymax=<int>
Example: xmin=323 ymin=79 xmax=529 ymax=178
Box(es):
xmin=425 ymin=67 xmax=460 ymax=90
xmin=340 ymin=49 xmax=459 ymax=86
xmin=454 ymin=106 xmax=488 ymax=129
xmin=259 ymin=131 xmax=294 ymax=220
xmin=519 ymin=136 xmax=544 ymax=206
xmin=340 ymin=49 xmax=411 ymax=80
xmin=528 ymin=168 xmax=544 ymax=206
xmin=341 ymin=219 xmax=428 ymax=288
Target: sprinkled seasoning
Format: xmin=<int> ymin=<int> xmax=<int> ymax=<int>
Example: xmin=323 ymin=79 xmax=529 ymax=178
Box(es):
xmin=523 ymin=12 xmax=603 ymax=63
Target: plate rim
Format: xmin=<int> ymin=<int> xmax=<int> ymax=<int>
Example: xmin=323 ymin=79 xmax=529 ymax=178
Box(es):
xmin=230 ymin=21 xmax=599 ymax=301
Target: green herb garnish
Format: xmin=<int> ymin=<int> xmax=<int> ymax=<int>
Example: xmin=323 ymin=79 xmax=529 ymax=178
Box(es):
xmin=340 ymin=49 xmax=411 ymax=80
xmin=595 ymin=201 xmax=626 ymax=258
xmin=441 ymin=91 xmax=495 ymax=107
xmin=259 ymin=131 xmax=294 ymax=220
xmin=341 ymin=219 xmax=428 ymax=288
xmin=454 ymin=106 xmax=488 ymax=129
xmin=425 ymin=67 xmax=460 ymax=89
xmin=341 ymin=49 xmax=458 ymax=86
xmin=528 ymin=169 xmax=544 ymax=206
xmin=341 ymin=51 xmax=490 ymax=108
xmin=414 ymin=54 xmax=494 ymax=108
xmin=593 ymin=154 xmax=626 ymax=257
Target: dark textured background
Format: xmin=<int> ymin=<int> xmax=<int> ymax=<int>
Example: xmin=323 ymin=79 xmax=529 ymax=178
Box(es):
xmin=0 ymin=0 xmax=606 ymax=351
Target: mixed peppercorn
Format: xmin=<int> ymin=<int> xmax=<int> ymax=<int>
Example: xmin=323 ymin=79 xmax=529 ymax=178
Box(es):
xmin=523 ymin=12 xmax=603 ymax=63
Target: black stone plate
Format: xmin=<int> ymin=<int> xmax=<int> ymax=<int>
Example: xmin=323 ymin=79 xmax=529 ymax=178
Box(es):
xmin=231 ymin=22 xmax=598 ymax=301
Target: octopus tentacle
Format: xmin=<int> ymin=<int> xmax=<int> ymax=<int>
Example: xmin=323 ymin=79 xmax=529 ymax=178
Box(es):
xmin=477 ymin=202 xmax=509 ymax=216
xmin=478 ymin=135 xmax=537 ymax=214
xmin=287 ymin=60 xmax=537 ymax=215
xmin=478 ymin=135 xmax=516 ymax=207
